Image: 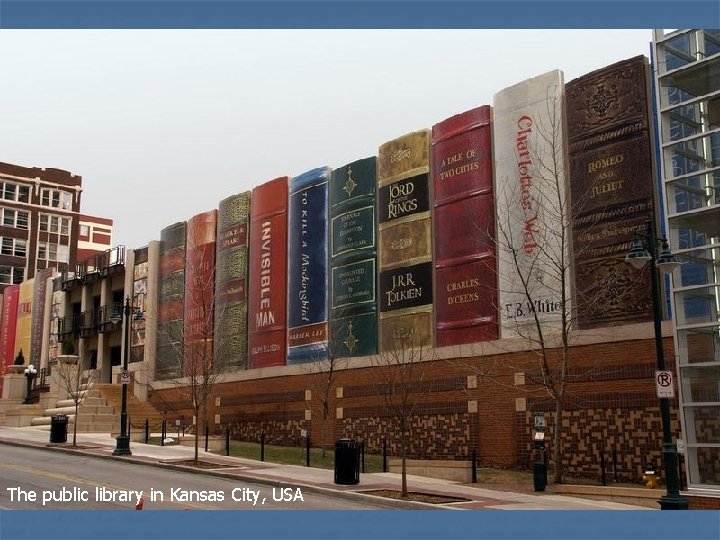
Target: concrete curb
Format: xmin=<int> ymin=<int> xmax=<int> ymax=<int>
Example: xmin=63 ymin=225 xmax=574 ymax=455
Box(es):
xmin=0 ymin=438 xmax=450 ymax=510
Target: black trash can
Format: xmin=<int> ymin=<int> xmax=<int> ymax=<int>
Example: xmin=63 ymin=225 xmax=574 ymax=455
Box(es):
xmin=533 ymin=461 xmax=547 ymax=492
xmin=334 ymin=438 xmax=361 ymax=485
xmin=50 ymin=415 xmax=68 ymax=444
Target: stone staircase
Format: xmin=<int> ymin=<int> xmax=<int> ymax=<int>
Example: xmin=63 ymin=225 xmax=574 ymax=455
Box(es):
xmin=94 ymin=384 xmax=165 ymax=433
xmin=30 ymin=383 xmax=118 ymax=432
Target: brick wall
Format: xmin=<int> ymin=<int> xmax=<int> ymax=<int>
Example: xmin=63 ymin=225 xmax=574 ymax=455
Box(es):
xmin=149 ymin=336 xmax=677 ymax=479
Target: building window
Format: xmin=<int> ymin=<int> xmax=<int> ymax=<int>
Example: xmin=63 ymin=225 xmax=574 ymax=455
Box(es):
xmin=1 ymin=182 xmax=29 ymax=203
xmin=39 ymin=214 xmax=71 ymax=236
xmin=0 ymin=265 xmax=24 ymax=285
xmin=1 ymin=208 xmax=29 ymax=230
xmin=37 ymin=242 xmax=69 ymax=264
xmin=0 ymin=237 xmax=26 ymax=257
xmin=40 ymin=188 xmax=73 ymax=210
xmin=80 ymin=224 xmax=90 ymax=236
xmin=57 ymin=244 xmax=69 ymax=263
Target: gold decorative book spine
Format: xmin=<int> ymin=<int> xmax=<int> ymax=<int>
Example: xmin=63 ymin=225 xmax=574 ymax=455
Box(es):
xmin=377 ymin=129 xmax=434 ymax=352
xmin=156 ymin=221 xmax=186 ymax=380
xmin=214 ymin=192 xmax=251 ymax=370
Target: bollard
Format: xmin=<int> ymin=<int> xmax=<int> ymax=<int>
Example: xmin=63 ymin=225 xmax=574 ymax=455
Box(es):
xmin=260 ymin=432 xmax=265 ymax=462
xmin=144 ymin=419 xmax=149 ymax=444
xmin=161 ymin=419 xmax=166 ymax=446
xmin=472 ymin=450 xmax=477 ymax=483
xmin=613 ymin=449 xmax=618 ymax=483
xmin=361 ymin=441 xmax=365 ymax=474
xmin=226 ymin=426 xmax=230 ymax=457
xmin=601 ymin=449 xmax=607 ymax=486
xmin=306 ymin=436 xmax=310 ymax=467
xmin=382 ymin=439 xmax=387 ymax=473
xmin=205 ymin=425 xmax=209 ymax=452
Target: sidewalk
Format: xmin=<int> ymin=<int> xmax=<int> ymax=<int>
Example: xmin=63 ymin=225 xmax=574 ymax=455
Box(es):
xmin=0 ymin=426 xmax=655 ymax=510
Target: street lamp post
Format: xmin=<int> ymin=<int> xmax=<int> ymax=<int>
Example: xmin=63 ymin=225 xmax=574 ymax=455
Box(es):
xmin=625 ymin=218 xmax=688 ymax=510
xmin=113 ymin=296 xmax=141 ymax=456
xmin=23 ymin=364 xmax=37 ymax=405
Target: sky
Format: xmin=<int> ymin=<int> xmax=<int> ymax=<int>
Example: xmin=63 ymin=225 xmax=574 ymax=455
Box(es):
xmin=0 ymin=29 xmax=654 ymax=249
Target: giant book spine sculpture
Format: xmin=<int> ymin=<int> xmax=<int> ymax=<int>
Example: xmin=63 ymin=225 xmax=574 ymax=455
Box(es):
xmin=377 ymin=129 xmax=434 ymax=352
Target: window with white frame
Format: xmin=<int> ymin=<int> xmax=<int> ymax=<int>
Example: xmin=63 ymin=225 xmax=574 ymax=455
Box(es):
xmin=1 ymin=182 xmax=30 ymax=203
xmin=1 ymin=208 xmax=30 ymax=230
xmin=39 ymin=214 xmax=71 ymax=236
xmin=40 ymin=188 xmax=73 ymax=210
xmin=0 ymin=237 xmax=27 ymax=257
xmin=37 ymin=242 xmax=69 ymax=263
xmin=0 ymin=265 xmax=24 ymax=284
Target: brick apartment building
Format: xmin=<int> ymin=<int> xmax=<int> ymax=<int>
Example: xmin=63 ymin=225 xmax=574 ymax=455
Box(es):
xmin=0 ymin=161 xmax=82 ymax=292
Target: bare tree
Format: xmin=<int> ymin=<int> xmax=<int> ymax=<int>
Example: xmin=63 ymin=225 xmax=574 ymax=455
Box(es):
xmin=492 ymin=85 xmax=574 ymax=484
xmin=305 ymin=343 xmax=348 ymax=457
xmin=56 ymin=358 xmax=97 ymax=447
xmin=487 ymin=82 xmax=641 ymax=483
xmin=373 ymin=341 xmax=434 ymax=498
xmin=158 ymin=220 xmax=227 ymax=464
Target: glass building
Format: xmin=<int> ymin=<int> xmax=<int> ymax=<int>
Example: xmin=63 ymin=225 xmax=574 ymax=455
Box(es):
xmin=652 ymin=29 xmax=720 ymax=493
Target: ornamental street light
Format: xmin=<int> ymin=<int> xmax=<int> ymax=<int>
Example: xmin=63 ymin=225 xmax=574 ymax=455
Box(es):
xmin=112 ymin=296 xmax=143 ymax=456
xmin=23 ymin=364 xmax=37 ymax=405
xmin=625 ymin=218 xmax=688 ymax=510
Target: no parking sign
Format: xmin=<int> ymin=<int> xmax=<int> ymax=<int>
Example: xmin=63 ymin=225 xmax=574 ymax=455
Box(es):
xmin=655 ymin=370 xmax=674 ymax=399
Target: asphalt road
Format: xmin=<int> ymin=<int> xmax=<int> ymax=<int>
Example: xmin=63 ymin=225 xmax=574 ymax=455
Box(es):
xmin=0 ymin=444 xmax=390 ymax=510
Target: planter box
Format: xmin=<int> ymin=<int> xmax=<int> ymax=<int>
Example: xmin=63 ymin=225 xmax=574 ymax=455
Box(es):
xmin=388 ymin=459 xmax=472 ymax=483
xmin=176 ymin=435 xmax=225 ymax=453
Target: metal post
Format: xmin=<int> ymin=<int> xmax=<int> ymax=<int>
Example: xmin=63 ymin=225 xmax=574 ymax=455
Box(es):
xmin=113 ymin=297 xmax=132 ymax=456
xmin=306 ymin=436 xmax=310 ymax=467
xmin=601 ymin=449 xmax=607 ymax=486
xmin=472 ymin=450 xmax=477 ymax=483
xmin=226 ymin=426 xmax=230 ymax=457
xmin=260 ymin=432 xmax=265 ymax=462
xmin=613 ymin=449 xmax=618 ymax=483
xmin=161 ymin=419 xmax=166 ymax=446
xmin=646 ymin=219 xmax=688 ymax=510
xmin=382 ymin=439 xmax=387 ymax=473
xmin=23 ymin=372 xmax=34 ymax=404
xmin=205 ymin=425 xmax=209 ymax=452
xmin=361 ymin=442 xmax=365 ymax=474
xmin=145 ymin=419 xmax=149 ymax=444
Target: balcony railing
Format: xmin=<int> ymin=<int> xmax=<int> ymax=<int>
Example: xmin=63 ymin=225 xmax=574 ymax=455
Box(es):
xmin=57 ymin=313 xmax=81 ymax=342
xmin=55 ymin=246 xmax=127 ymax=291
xmin=98 ymin=303 xmax=124 ymax=333
xmin=74 ymin=303 xmax=125 ymax=337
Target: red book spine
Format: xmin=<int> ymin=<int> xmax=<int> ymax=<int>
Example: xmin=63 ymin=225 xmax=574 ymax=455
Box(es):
xmin=248 ymin=177 xmax=289 ymax=369
xmin=432 ymin=105 xmax=499 ymax=346
xmin=0 ymin=285 xmax=19 ymax=378
xmin=184 ymin=211 xmax=218 ymax=376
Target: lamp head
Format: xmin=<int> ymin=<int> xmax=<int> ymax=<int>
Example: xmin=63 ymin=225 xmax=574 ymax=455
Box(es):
xmin=656 ymin=239 xmax=680 ymax=273
xmin=625 ymin=237 xmax=651 ymax=269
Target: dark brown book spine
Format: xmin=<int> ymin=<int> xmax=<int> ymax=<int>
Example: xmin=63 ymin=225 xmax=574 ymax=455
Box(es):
xmin=566 ymin=56 xmax=656 ymax=328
